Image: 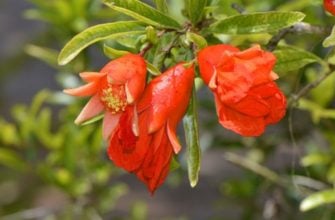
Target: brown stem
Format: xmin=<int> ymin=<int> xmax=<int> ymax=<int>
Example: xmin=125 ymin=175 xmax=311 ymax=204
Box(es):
xmin=267 ymin=22 xmax=331 ymax=51
xmin=289 ymin=65 xmax=335 ymax=106
xmin=139 ymin=30 xmax=166 ymax=56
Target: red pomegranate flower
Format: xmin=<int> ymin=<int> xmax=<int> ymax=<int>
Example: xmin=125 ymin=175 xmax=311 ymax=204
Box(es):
xmin=197 ymin=44 xmax=286 ymax=136
xmin=324 ymin=0 xmax=335 ymax=15
xmin=63 ymin=54 xmax=147 ymax=140
xmin=108 ymin=63 xmax=195 ymax=193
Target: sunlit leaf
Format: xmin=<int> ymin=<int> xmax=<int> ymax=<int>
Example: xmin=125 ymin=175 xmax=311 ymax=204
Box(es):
xmin=103 ymin=0 xmax=181 ymax=29
xmin=323 ymin=25 xmax=335 ymax=47
xmin=300 ymin=189 xmax=335 ymax=211
xmin=298 ymin=98 xmax=335 ymax=123
xmin=186 ymin=32 xmax=208 ymax=50
xmin=183 ymin=89 xmax=201 ymax=188
xmin=211 ymin=11 xmax=305 ymax=34
xmin=146 ymin=61 xmax=161 ymax=76
xmin=301 ymin=153 xmax=331 ymax=167
xmin=58 ymin=21 xmax=145 ymax=65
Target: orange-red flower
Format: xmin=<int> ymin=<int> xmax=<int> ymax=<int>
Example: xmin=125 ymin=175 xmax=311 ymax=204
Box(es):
xmin=63 ymin=54 xmax=146 ymax=140
xmin=108 ymin=63 xmax=194 ymax=193
xmin=197 ymin=44 xmax=286 ymax=136
xmin=324 ymin=0 xmax=335 ymax=15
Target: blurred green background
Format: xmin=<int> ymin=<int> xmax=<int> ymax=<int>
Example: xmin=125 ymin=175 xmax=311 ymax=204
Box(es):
xmin=1 ymin=0 xmax=335 ymax=219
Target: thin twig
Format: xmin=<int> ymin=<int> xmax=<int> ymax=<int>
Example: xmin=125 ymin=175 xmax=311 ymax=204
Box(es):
xmin=224 ymin=152 xmax=287 ymax=186
xmin=267 ymin=22 xmax=331 ymax=51
xmin=289 ymin=66 xmax=335 ymax=106
xmin=139 ymin=30 xmax=166 ymax=56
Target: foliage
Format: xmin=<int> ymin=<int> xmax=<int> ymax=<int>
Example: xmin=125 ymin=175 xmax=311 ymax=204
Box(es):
xmin=1 ymin=0 xmax=335 ymax=219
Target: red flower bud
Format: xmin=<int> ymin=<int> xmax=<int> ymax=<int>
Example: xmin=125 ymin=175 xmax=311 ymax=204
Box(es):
xmin=197 ymin=44 xmax=286 ymax=136
xmin=324 ymin=0 xmax=335 ymax=15
xmin=108 ymin=63 xmax=194 ymax=193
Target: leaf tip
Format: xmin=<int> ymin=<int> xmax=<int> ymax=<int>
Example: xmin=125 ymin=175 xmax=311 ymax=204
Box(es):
xmin=190 ymin=179 xmax=198 ymax=188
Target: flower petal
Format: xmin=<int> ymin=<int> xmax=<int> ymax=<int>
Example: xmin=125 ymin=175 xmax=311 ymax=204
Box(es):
xmin=108 ymin=110 xmax=150 ymax=172
xmin=265 ymin=90 xmax=287 ymax=124
xmin=216 ymin=63 xmax=253 ymax=104
xmin=74 ymin=94 xmax=104 ymax=124
xmin=79 ymin=72 xmax=106 ymax=82
xmin=63 ymin=82 xmax=98 ymax=97
xmin=139 ymin=63 xmax=194 ymax=133
xmin=214 ymin=95 xmax=266 ymax=136
xmin=167 ymin=121 xmax=182 ymax=154
xmin=230 ymin=94 xmax=270 ymax=117
xmin=197 ymin=44 xmax=239 ymax=85
xmin=135 ymin=127 xmax=173 ymax=193
xmin=102 ymin=111 xmax=121 ymax=140
xmin=132 ymin=105 xmax=139 ymax=136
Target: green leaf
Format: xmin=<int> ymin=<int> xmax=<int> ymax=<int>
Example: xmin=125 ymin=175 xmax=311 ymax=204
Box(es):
xmin=183 ymin=89 xmax=201 ymax=188
xmin=186 ymin=32 xmax=208 ymax=50
xmin=273 ymin=46 xmax=323 ymax=73
xmin=298 ymin=98 xmax=335 ymax=123
xmin=153 ymin=0 xmax=168 ymax=13
xmin=103 ymin=44 xmax=130 ymax=59
xmin=323 ymin=25 xmax=335 ymax=47
xmin=0 ymin=148 xmax=26 ymax=171
xmin=146 ymin=61 xmax=161 ymax=76
xmin=103 ymin=0 xmax=181 ymax=29
xmin=185 ymin=0 xmax=207 ymax=25
xmin=25 ymin=44 xmax=59 ymax=67
xmin=301 ymin=153 xmax=331 ymax=167
xmin=300 ymin=189 xmax=335 ymax=211
xmin=306 ymin=68 xmax=335 ymax=107
xmin=211 ymin=11 xmax=305 ymax=34
xmin=58 ymin=21 xmax=145 ymax=65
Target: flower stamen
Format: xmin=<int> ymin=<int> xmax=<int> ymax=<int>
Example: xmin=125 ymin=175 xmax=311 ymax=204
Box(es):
xmin=100 ymin=84 xmax=127 ymax=114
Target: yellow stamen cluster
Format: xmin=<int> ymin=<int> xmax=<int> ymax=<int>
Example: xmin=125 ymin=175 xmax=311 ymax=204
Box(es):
xmin=100 ymin=85 xmax=127 ymax=114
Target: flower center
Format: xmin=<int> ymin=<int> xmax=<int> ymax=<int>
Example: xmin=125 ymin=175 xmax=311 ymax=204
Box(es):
xmin=100 ymin=84 xmax=127 ymax=114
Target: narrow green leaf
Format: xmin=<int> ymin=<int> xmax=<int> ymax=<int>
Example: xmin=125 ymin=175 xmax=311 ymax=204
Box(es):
xmin=224 ymin=152 xmax=282 ymax=184
xmin=298 ymin=98 xmax=335 ymax=123
xmin=300 ymin=189 xmax=335 ymax=211
xmin=0 ymin=148 xmax=26 ymax=171
xmin=186 ymin=32 xmax=208 ymax=50
xmin=273 ymin=46 xmax=322 ymax=73
xmin=25 ymin=44 xmax=58 ymax=67
xmin=103 ymin=44 xmax=129 ymax=59
xmin=211 ymin=11 xmax=305 ymax=34
xmin=153 ymin=0 xmax=168 ymax=13
xmin=183 ymin=89 xmax=201 ymax=188
xmin=323 ymin=25 xmax=335 ymax=47
xmin=103 ymin=0 xmax=181 ymax=29
xmin=185 ymin=0 xmax=207 ymax=25
xmin=301 ymin=153 xmax=331 ymax=167
xmin=146 ymin=61 xmax=161 ymax=76
xmin=58 ymin=21 xmax=145 ymax=65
